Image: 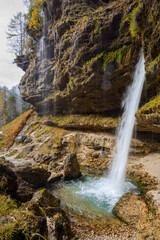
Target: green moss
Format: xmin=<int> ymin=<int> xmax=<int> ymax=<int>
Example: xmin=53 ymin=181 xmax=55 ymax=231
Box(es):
xmin=147 ymin=54 xmax=160 ymax=74
xmin=103 ymin=46 xmax=127 ymax=69
xmin=136 ymin=94 xmax=160 ymax=115
xmin=40 ymin=188 xmax=46 ymax=194
xmin=83 ymin=52 xmax=105 ymax=69
xmin=93 ymin=17 xmax=101 ymax=35
xmin=129 ymin=4 xmax=141 ymax=37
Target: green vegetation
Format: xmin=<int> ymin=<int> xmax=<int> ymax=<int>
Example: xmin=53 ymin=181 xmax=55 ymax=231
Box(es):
xmin=47 ymin=114 xmax=119 ymax=131
xmin=0 ymin=195 xmax=17 ymax=215
xmin=103 ymin=46 xmax=127 ymax=69
xmin=83 ymin=46 xmax=127 ymax=71
xmin=146 ymin=54 xmax=160 ymax=74
xmin=136 ymin=94 xmax=160 ymax=115
xmin=0 ymin=194 xmax=39 ymax=239
xmin=83 ymin=52 xmax=104 ymax=69
xmin=120 ymin=0 xmax=141 ymax=37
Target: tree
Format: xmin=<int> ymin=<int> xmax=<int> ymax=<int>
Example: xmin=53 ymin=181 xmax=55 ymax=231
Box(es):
xmin=23 ymin=0 xmax=30 ymax=8
xmin=6 ymin=94 xmax=18 ymax=123
xmin=28 ymin=0 xmax=43 ymax=32
xmin=0 ymin=87 xmax=8 ymax=126
xmin=7 ymin=12 xmax=29 ymax=56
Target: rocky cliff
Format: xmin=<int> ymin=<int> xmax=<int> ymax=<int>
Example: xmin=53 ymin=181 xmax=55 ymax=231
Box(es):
xmin=19 ymin=0 xmax=160 ymax=119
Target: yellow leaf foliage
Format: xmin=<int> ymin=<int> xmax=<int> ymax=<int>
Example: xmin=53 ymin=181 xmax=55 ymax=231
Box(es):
xmin=29 ymin=0 xmax=43 ymax=31
xmin=29 ymin=8 xmax=41 ymax=30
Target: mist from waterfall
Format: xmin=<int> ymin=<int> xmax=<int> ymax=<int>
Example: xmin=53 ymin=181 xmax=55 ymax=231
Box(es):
xmin=107 ymin=50 xmax=145 ymax=193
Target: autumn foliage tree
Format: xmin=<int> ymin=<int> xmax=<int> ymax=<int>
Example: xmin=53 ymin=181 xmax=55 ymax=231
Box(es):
xmin=29 ymin=0 xmax=43 ymax=31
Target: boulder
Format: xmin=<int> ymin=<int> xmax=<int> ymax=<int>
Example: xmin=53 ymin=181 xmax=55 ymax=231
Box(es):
xmin=114 ymin=193 xmax=150 ymax=232
xmin=15 ymin=166 xmax=50 ymax=189
xmin=15 ymin=135 xmax=32 ymax=144
xmin=0 ymin=163 xmax=17 ymax=195
xmin=31 ymin=189 xmax=60 ymax=210
xmin=16 ymin=176 xmax=35 ymax=202
xmin=30 ymin=189 xmax=72 ymax=240
xmin=46 ymin=209 xmax=72 ymax=240
xmin=63 ymin=153 xmax=81 ymax=180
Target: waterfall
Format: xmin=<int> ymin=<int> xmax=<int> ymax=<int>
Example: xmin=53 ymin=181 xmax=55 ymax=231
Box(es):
xmin=52 ymin=51 xmax=145 ymax=214
xmin=107 ymin=50 xmax=145 ymax=193
xmin=39 ymin=11 xmax=47 ymax=61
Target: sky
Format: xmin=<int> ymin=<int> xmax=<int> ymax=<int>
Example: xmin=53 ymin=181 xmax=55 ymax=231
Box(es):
xmin=0 ymin=0 xmax=27 ymax=89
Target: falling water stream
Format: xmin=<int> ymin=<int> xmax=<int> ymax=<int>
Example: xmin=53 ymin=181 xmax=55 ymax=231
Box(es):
xmin=39 ymin=11 xmax=47 ymax=61
xmin=52 ymin=51 xmax=145 ymax=217
xmin=107 ymin=50 xmax=145 ymax=193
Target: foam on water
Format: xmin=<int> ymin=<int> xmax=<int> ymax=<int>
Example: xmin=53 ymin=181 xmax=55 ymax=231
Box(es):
xmin=54 ymin=175 xmax=139 ymax=217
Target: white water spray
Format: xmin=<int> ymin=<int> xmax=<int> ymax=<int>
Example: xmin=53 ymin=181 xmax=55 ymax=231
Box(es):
xmin=107 ymin=50 xmax=145 ymax=193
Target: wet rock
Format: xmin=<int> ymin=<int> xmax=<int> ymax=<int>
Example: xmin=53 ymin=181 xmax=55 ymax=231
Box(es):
xmin=63 ymin=153 xmax=81 ymax=180
xmin=15 ymin=166 xmax=50 ymax=189
xmin=0 ymin=163 xmax=17 ymax=195
xmin=114 ymin=193 xmax=150 ymax=232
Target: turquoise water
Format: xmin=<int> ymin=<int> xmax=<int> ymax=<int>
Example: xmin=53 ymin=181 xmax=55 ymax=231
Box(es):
xmin=52 ymin=175 xmax=139 ymax=219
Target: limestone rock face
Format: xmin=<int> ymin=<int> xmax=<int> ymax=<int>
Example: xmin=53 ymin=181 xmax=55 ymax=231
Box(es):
xmin=19 ymin=0 xmax=141 ymax=115
xmin=114 ymin=193 xmax=149 ymax=232
xmin=64 ymin=153 xmax=81 ymax=180
xmin=19 ymin=0 xmax=160 ymax=120
xmin=137 ymin=0 xmax=160 ymax=100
